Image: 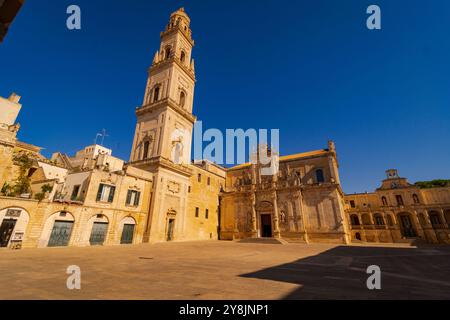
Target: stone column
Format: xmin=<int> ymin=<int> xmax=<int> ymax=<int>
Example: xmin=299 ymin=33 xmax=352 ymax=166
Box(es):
xmin=294 ymin=191 xmax=309 ymax=243
xmin=287 ymin=200 xmax=295 ymax=232
xmin=439 ymin=208 xmax=447 ymax=228
xmin=369 ymin=211 xmax=380 ymax=242
xmin=412 ymin=210 xmax=425 ymax=239
xmin=250 ymin=193 xmax=257 ymax=238
xmin=233 ymin=201 xmax=240 ymax=240
xmin=380 ymin=211 xmax=393 ymax=242
xmin=423 ymin=210 xmax=432 ymax=225
xmin=272 ymin=193 xmax=281 ymax=238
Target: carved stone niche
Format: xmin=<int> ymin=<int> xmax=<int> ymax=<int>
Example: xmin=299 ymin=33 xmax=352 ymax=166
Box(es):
xmin=167 ymin=180 xmax=180 ymax=194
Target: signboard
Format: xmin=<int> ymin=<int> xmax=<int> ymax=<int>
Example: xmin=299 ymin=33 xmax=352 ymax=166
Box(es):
xmin=5 ymin=209 xmax=21 ymax=218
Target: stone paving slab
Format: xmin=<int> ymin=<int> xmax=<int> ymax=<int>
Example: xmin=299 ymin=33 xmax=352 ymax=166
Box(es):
xmin=0 ymin=241 xmax=449 ymax=300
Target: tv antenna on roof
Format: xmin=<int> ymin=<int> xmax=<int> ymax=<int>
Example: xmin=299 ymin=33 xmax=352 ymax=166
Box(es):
xmin=94 ymin=129 xmax=109 ymax=146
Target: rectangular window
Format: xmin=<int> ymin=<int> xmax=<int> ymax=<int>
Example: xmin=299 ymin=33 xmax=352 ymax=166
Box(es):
xmin=205 ymin=209 xmax=209 ymax=219
xmin=207 ymin=177 xmax=211 ymax=186
xmin=71 ymin=185 xmax=81 ymax=200
xmin=396 ymin=195 xmax=404 ymax=206
xmin=195 ymin=207 xmax=199 ymax=218
xmin=96 ymin=184 xmax=115 ymax=203
xmin=198 ymin=174 xmax=201 ymax=183
xmin=126 ymin=190 xmax=141 ymax=206
xmin=350 ymin=200 xmax=356 ymax=208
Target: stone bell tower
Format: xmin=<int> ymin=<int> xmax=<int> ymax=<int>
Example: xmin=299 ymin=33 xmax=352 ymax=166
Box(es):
xmin=129 ymin=8 xmax=197 ymax=243
xmin=130 ymin=7 xmax=196 ymax=166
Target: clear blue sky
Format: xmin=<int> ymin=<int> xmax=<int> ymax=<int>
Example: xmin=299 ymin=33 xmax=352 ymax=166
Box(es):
xmin=1 ymin=0 xmax=450 ymax=194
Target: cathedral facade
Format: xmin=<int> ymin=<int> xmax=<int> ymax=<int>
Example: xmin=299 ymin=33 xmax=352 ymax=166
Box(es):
xmin=0 ymin=8 xmax=449 ymax=249
xmin=221 ymin=142 xmax=350 ymax=243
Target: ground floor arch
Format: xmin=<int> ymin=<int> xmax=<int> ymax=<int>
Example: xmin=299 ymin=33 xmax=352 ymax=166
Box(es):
xmin=397 ymin=212 xmax=417 ymax=238
xmin=0 ymin=207 xmax=30 ymax=248
xmin=118 ymin=216 xmax=137 ymax=245
xmin=39 ymin=211 xmax=75 ymax=248
xmin=80 ymin=214 xmax=110 ymax=246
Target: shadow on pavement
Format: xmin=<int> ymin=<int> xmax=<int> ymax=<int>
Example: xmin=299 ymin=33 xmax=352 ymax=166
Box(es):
xmin=240 ymin=245 xmax=450 ymax=300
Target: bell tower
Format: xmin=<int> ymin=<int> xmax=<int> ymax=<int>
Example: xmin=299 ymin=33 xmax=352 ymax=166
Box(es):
xmin=130 ymin=7 xmax=196 ymax=166
xmin=130 ymin=8 xmax=198 ymax=244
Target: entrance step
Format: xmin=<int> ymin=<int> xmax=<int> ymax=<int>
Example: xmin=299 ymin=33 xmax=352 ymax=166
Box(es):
xmin=238 ymin=238 xmax=288 ymax=245
xmin=395 ymin=237 xmax=427 ymax=246
xmin=282 ymin=238 xmax=308 ymax=244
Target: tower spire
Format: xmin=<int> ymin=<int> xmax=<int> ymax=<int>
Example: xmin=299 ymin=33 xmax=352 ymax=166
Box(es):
xmin=152 ymin=50 xmax=159 ymax=64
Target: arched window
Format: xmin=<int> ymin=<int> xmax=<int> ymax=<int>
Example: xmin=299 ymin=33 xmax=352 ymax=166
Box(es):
xmin=429 ymin=212 xmax=441 ymax=226
xmin=143 ymin=141 xmax=150 ymax=160
xmin=412 ymin=194 xmax=420 ymax=204
xmin=165 ymin=46 xmax=171 ymax=59
xmin=180 ymin=50 xmax=186 ymax=63
xmin=381 ymin=196 xmax=388 ymax=206
xmin=179 ymin=91 xmax=186 ymax=107
xmin=153 ymin=86 xmax=160 ymax=102
xmin=374 ymin=214 xmax=385 ymax=226
xmin=315 ymin=169 xmax=325 ymax=183
xmin=355 ymin=233 xmax=361 ymax=241
xmin=350 ymin=214 xmax=360 ymax=226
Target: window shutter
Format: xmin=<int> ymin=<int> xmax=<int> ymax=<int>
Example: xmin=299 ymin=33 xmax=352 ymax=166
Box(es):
xmin=126 ymin=190 xmax=132 ymax=205
xmin=108 ymin=186 xmax=116 ymax=203
xmin=134 ymin=192 xmax=140 ymax=206
xmin=96 ymin=184 xmax=103 ymax=201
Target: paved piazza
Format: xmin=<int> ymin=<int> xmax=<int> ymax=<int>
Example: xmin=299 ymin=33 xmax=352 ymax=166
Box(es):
xmin=1 ymin=241 xmax=450 ymax=300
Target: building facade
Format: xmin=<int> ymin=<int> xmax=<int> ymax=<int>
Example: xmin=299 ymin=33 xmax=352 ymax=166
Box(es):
xmin=345 ymin=169 xmax=450 ymax=244
xmin=1 ymin=8 xmax=449 ymax=249
xmin=221 ymin=142 xmax=350 ymax=243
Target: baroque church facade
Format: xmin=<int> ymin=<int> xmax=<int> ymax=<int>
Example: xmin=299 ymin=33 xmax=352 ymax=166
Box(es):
xmin=0 ymin=8 xmax=449 ymax=249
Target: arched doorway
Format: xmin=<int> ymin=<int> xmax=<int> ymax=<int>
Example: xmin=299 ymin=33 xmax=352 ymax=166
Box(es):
xmin=88 ymin=214 xmax=109 ymax=246
xmin=41 ymin=211 xmax=75 ymax=247
xmin=355 ymin=232 xmax=362 ymax=241
xmin=0 ymin=207 xmax=30 ymax=248
xmin=398 ymin=212 xmax=417 ymax=238
xmin=119 ymin=216 xmax=136 ymax=245
xmin=256 ymin=201 xmax=273 ymax=238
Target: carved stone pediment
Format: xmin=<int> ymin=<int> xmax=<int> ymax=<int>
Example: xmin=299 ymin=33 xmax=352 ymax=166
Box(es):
xmin=256 ymin=201 xmax=273 ymax=212
xmin=167 ymin=208 xmax=177 ymax=216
